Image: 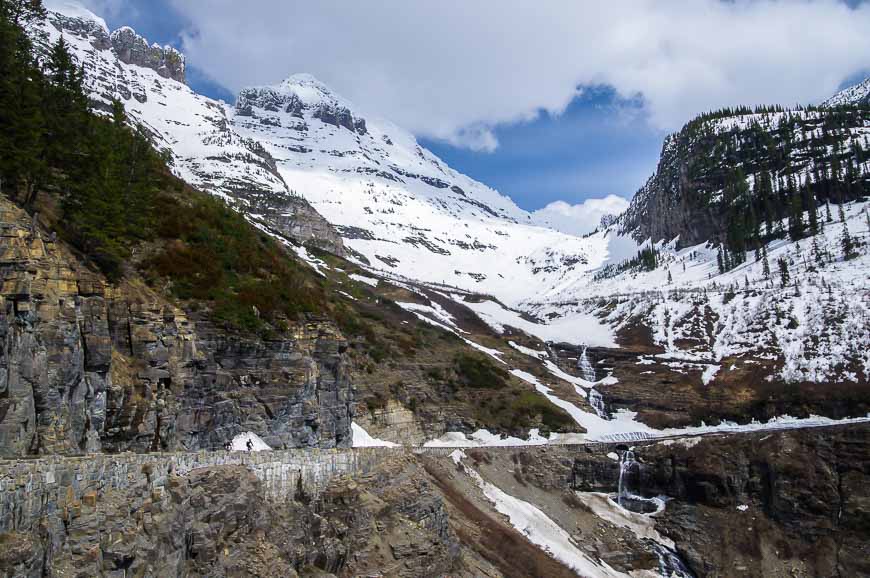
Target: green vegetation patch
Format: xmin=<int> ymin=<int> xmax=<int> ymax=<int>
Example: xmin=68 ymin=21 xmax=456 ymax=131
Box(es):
xmin=453 ymin=353 xmax=509 ymax=389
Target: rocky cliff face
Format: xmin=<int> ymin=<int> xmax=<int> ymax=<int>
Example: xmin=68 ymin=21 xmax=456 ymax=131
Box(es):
xmin=0 ymin=197 xmax=352 ymax=458
xmin=619 ymin=105 xmax=869 ymax=248
xmin=0 ymin=451 xmax=474 ymax=578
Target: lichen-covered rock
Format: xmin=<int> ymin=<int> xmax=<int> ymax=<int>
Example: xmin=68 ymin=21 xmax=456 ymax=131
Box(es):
xmin=0 ymin=198 xmax=352 ymax=458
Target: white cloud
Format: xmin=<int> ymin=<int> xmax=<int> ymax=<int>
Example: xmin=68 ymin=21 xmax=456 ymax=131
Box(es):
xmin=532 ymin=195 xmax=630 ymax=236
xmin=163 ymin=0 xmax=870 ymax=150
xmin=78 ymin=0 xmax=132 ymax=20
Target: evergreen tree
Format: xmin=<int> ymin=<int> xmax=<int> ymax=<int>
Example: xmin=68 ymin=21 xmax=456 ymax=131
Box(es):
xmin=762 ymin=245 xmax=771 ymax=279
xmin=0 ymin=0 xmax=46 ymax=202
xmin=777 ymin=257 xmax=790 ymax=288
xmin=811 ymin=236 xmax=823 ymax=268
xmin=788 ymin=188 xmax=805 ymax=241
xmin=841 ymin=220 xmax=856 ymax=261
xmin=42 ymin=36 xmax=89 ymax=175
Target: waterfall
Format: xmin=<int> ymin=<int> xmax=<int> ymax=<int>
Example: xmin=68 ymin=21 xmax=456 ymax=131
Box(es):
xmin=617 ymin=449 xmax=637 ymax=508
xmin=588 ymin=388 xmax=608 ymax=419
xmin=577 ymin=346 xmax=597 ymax=382
xmin=650 ymin=542 xmax=695 ymax=578
xmin=614 ymin=450 xmax=695 ymax=577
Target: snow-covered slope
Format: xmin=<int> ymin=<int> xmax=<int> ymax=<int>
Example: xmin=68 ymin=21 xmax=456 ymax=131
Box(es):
xmin=526 ymin=200 xmax=870 ymax=386
xmin=42 ymin=2 xmax=609 ymax=307
xmin=231 ymin=74 xmax=613 ymax=304
xmin=823 ymin=76 xmax=870 ymax=107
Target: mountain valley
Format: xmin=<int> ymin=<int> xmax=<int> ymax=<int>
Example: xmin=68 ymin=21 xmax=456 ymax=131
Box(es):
xmin=0 ymin=1 xmax=868 ymax=577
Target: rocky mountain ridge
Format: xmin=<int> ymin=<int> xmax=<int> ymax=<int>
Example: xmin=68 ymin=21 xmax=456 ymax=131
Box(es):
xmin=40 ymin=3 xmax=608 ymax=307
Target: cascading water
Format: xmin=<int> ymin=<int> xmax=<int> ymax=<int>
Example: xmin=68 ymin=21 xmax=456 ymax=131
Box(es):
xmin=577 ymin=346 xmax=597 ymax=382
xmin=613 ymin=450 xmax=695 ymax=577
xmin=650 ymin=542 xmax=694 ymax=578
xmin=617 ymin=449 xmax=637 ymax=508
xmin=588 ymin=388 xmax=608 ymax=419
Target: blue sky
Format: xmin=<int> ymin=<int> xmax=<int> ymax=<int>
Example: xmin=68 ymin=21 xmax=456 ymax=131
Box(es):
xmin=88 ymin=0 xmax=870 ymax=214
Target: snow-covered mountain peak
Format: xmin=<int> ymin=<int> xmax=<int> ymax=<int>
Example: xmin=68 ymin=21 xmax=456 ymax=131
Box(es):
xmin=38 ymin=4 xmax=617 ymax=306
xmin=43 ymin=1 xmax=185 ymax=84
xmin=278 ymin=73 xmax=346 ymax=104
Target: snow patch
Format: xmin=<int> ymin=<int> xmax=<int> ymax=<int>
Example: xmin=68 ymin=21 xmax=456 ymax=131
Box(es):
xmin=230 ymin=432 xmax=271 ymax=452
xmin=351 ymin=422 xmax=399 ymax=447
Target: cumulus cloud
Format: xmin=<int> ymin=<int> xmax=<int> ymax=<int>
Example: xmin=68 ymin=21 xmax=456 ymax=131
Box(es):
xmin=532 ymin=195 xmax=630 ymax=236
xmin=162 ymin=0 xmax=870 ymax=150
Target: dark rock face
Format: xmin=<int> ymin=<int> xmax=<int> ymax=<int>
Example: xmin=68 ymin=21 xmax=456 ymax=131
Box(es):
xmin=570 ymin=425 xmax=870 ymax=578
xmin=618 ymin=109 xmax=869 ymax=248
xmin=618 ymin=134 xmax=724 ymax=248
xmin=0 ymin=201 xmax=352 ymax=458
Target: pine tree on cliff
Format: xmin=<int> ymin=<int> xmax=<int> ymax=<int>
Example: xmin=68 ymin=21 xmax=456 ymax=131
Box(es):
xmin=788 ymin=189 xmax=805 ymax=242
xmin=811 ymin=235 xmax=823 ymax=269
xmin=762 ymin=245 xmax=771 ymax=279
xmin=805 ymin=183 xmax=819 ymax=235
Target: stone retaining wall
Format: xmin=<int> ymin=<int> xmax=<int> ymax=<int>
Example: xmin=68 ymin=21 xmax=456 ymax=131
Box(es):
xmin=0 ymin=448 xmax=402 ymax=534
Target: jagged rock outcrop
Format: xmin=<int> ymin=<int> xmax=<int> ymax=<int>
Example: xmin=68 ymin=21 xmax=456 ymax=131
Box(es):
xmin=110 ymin=27 xmax=185 ymax=84
xmin=0 ymin=198 xmax=352 ymax=457
xmin=250 ymin=196 xmax=346 ymax=256
xmin=47 ymin=13 xmax=185 ymax=84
